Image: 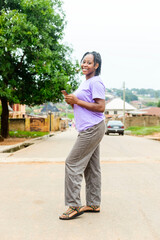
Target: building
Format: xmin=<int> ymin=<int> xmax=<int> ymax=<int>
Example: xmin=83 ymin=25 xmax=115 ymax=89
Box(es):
xmin=140 ymin=107 xmax=160 ymax=116
xmin=105 ymin=98 xmax=136 ymax=116
xmin=41 ymin=102 xmax=60 ymax=115
xmin=130 ymin=100 xmax=145 ymax=109
xmin=9 ymin=104 xmax=26 ymax=118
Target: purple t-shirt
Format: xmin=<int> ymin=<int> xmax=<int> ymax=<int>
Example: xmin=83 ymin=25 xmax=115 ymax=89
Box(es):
xmin=74 ymin=76 xmax=105 ymax=132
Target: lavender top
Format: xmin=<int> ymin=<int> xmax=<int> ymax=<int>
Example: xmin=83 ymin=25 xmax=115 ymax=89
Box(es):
xmin=74 ymin=76 xmax=105 ymax=132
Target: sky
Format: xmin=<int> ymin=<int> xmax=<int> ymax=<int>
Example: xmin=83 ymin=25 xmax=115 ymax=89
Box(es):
xmin=62 ymin=0 xmax=160 ymax=90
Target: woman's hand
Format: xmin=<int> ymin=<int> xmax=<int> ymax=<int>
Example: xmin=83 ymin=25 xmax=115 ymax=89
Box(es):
xmin=64 ymin=94 xmax=105 ymax=112
xmin=64 ymin=94 xmax=79 ymax=105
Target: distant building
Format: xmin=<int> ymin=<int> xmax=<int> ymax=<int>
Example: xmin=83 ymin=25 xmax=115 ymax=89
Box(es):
xmin=140 ymin=107 xmax=160 ymax=116
xmin=105 ymin=92 xmax=115 ymax=101
xmin=9 ymin=104 xmax=26 ymax=118
xmin=41 ymin=102 xmax=60 ymax=114
xmin=130 ymin=100 xmax=144 ymax=109
xmin=105 ymin=98 xmax=136 ymax=116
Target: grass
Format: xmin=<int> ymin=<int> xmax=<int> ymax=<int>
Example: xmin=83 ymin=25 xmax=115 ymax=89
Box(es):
xmin=67 ymin=113 xmax=74 ymax=119
xmin=60 ymin=112 xmax=74 ymax=119
xmin=126 ymin=126 xmax=160 ymax=135
xmin=9 ymin=130 xmax=49 ymax=138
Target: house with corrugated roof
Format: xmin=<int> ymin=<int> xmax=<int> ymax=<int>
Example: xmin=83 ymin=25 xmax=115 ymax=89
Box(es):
xmin=140 ymin=107 xmax=160 ymax=116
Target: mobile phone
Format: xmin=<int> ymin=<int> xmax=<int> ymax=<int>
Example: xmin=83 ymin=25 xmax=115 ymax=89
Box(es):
xmin=61 ymin=90 xmax=68 ymax=96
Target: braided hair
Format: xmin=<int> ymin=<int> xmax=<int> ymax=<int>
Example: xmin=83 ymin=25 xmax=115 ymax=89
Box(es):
xmin=81 ymin=51 xmax=102 ymax=76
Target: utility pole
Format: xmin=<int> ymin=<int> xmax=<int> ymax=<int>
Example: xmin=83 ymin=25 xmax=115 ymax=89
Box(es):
xmin=123 ymin=82 xmax=125 ymax=125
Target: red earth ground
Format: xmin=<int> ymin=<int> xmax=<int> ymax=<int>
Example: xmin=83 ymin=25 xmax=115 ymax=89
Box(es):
xmin=0 ymin=138 xmax=27 ymax=145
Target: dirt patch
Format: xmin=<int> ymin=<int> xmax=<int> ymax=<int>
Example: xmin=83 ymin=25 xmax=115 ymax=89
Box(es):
xmin=145 ymin=132 xmax=160 ymax=141
xmin=151 ymin=132 xmax=160 ymax=137
xmin=0 ymin=138 xmax=27 ymax=145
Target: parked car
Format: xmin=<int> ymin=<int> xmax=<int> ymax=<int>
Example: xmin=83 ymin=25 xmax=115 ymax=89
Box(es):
xmin=105 ymin=120 xmax=124 ymax=135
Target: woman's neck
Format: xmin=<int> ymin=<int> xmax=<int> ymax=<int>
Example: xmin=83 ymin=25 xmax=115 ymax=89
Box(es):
xmin=86 ymin=74 xmax=95 ymax=80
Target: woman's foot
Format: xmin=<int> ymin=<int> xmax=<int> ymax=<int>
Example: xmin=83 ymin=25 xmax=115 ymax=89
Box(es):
xmin=59 ymin=206 xmax=84 ymax=220
xmin=82 ymin=205 xmax=100 ymax=212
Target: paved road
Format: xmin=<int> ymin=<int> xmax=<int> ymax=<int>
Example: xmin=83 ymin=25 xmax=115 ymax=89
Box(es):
xmin=2 ymin=128 xmax=160 ymax=163
xmin=0 ymin=129 xmax=160 ymax=240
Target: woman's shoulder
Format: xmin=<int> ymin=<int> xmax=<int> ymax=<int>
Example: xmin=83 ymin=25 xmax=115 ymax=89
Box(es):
xmin=90 ymin=76 xmax=105 ymax=87
xmin=90 ymin=76 xmax=103 ymax=83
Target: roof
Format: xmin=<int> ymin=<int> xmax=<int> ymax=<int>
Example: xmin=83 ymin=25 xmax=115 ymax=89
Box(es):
xmin=105 ymin=98 xmax=136 ymax=111
xmin=8 ymin=105 xmax=14 ymax=112
xmin=127 ymin=110 xmax=148 ymax=115
xmin=41 ymin=103 xmax=60 ymax=113
xmin=130 ymin=100 xmax=142 ymax=104
xmin=140 ymin=107 xmax=160 ymax=116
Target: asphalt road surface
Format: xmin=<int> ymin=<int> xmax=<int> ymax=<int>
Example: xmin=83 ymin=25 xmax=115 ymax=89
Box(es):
xmin=3 ymin=127 xmax=160 ymax=163
xmin=0 ymin=128 xmax=160 ymax=240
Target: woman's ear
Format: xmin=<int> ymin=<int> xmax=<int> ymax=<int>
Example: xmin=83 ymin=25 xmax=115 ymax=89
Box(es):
xmin=95 ymin=63 xmax=99 ymax=70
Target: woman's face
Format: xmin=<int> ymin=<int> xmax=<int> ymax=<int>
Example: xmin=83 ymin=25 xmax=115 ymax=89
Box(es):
xmin=81 ymin=54 xmax=99 ymax=79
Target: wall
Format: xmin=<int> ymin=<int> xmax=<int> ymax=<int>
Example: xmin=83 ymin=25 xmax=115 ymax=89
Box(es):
xmin=30 ymin=117 xmax=49 ymax=132
xmin=107 ymin=110 xmax=123 ymax=115
xmin=105 ymin=115 xmax=160 ymax=128
xmin=9 ymin=115 xmax=68 ymax=132
xmin=9 ymin=119 xmax=26 ymax=131
xmin=124 ymin=116 xmax=160 ymax=128
xmin=50 ymin=115 xmax=60 ymax=131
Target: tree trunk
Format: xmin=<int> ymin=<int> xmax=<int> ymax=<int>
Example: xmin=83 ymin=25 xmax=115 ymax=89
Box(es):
xmin=1 ymin=97 xmax=9 ymax=138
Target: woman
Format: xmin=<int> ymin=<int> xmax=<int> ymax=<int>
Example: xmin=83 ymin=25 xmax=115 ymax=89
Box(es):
xmin=59 ymin=51 xmax=106 ymax=220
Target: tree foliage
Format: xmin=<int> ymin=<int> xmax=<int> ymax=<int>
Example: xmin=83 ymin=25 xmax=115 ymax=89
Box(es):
xmin=131 ymin=88 xmax=160 ymax=98
xmin=146 ymin=102 xmax=157 ymax=107
xmin=114 ymin=89 xmax=138 ymax=103
xmin=0 ymin=0 xmax=79 ymax=137
xmin=157 ymin=100 xmax=160 ymax=108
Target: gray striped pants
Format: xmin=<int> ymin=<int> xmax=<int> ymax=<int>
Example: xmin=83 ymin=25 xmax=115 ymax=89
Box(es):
xmin=65 ymin=120 xmax=105 ymax=207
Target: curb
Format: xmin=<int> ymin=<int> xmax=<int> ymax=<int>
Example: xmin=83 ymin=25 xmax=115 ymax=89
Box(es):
xmin=0 ymin=132 xmax=55 ymax=154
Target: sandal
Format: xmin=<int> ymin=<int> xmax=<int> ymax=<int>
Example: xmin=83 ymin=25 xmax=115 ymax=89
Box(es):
xmin=59 ymin=206 xmax=84 ymax=220
xmin=82 ymin=205 xmax=100 ymax=212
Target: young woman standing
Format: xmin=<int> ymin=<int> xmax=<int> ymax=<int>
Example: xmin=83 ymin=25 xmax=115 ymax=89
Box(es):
xmin=59 ymin=51 xmax=106 ymax=220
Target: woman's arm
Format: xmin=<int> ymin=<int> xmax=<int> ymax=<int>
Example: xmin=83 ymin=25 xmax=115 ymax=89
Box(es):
xmin=65 ymin=94 xmax=105 ymax=113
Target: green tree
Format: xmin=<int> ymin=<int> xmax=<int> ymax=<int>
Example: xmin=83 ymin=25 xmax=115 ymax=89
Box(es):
xmin=115 ymin=89 xmax=138 ymax=103
xmin=146 ymin=102 xmax=157 ymax=107
xmin=157 ymin=100 xmax=160 ymax=108
xmin=155 ymin=91 xmax=160 ymax=99
xmin=0 ymin=0 xmax=79 ymax=138
xmin=125 ymin=92 xmax=138 ymax=102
